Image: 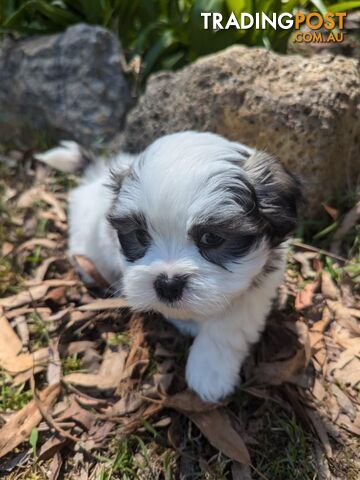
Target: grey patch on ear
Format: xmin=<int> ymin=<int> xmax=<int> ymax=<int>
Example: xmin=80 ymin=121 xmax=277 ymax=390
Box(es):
xmin=243 ymin=151 xmax=303 ymax=246
xmin=105 ymin=165 xmax=135 ymax=198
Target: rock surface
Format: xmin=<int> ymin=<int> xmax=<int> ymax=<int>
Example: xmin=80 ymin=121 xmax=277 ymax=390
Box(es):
xmin=113 ymin=46 xmax=360 ymax=212
xmin=0 ymin=24 xmax=131 ymax=149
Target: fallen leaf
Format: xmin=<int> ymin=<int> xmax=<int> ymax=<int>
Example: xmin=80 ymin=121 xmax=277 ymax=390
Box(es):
xmin=321 ymin=271 xmax=339 ymax=300
xmin=0 ymin=285 xmax=49 ymax=309
xmin=72 ymin=255 xmax=110 ymax=289
xmin=312 ymin=378 xmax=326 ymax=402
xmin=38 ymin=435 xmax=67 ymax=462
xmin=77 ymin=298 xmax=128 ymax=311
xmin=17 ymin=238 xmax=59 ymax=252
xmin=295 ymin=280 xmax=319 ymax=311
xmin=110 ymin=392 xmax=144 ymax=416
xmin=40 ymin=191 xmax=67 ymax=223
xmin=336 ymin=414 xmax=360 ymax=436
xmin=17 ymin=186 xmax=43 ymax=208
xmin=13 ymin=315 xmax=30 ymax=349
xmin=322 ymin=203 xmax=338 ymax=221
xmin=333 ymin=359 xmax=360 ymax=388
xmin=231 ymin=462 xmax=253 ymax=480
xmin=55 ymin=397 xmax=96 ymax=431
xmin=47 ymin=451 xmax=63 ymax=480
xmin=331 ymin=344 xmax=360 ymax=371
xmin=47 ymin=339 xmax=62 ymax=386
xmin=254 ymin=347 xmax=307 ymax=386
xmin=306 ymin=409 xmax=332 ymax=457
xmin=2 ymin=242 xmax=14 ymax=257
xmin=331 ymin=384 xmax=356 ymax=420
xmin=163 ymin=390 xmax=222 ymax=413
xmin=34 ymin=256 xmax=64 ymax=282
xmin=327 ymin=300 xmax=360 ymax=335
xmin=0 ymin=316 xmax=48 ymax=374
xmin=63 ymin=346 xmax=128 ymax=390
xmin=0 ymin=383 xmax=60 ymax=458
xmin=189 ymin=408 xmax=251 ymax=465
xmin=292 ymin=252 xmax=317 ymax=279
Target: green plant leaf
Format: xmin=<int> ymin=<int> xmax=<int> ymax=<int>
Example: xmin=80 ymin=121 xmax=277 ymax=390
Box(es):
xmin=326 ymin=1 xmax=360 ymax=12
xmin=29 ymin=427 xmax=39 ymax=459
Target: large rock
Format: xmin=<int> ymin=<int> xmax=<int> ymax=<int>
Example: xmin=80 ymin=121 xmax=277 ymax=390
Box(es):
xmin=0 ymin=24 xmax=131 ymax=149
xmin=113 ymin=46 xmax=360 ymax=213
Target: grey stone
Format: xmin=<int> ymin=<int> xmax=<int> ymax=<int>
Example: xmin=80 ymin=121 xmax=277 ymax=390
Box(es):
xmin=0 ymin=24 xmax=131 ymax=149
xmin=113 ymin=45 xmax=360 ymax=213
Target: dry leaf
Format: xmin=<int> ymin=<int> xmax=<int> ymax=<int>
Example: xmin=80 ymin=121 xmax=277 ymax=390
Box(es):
xmin=64 ymin=347 xmax=128 ymax=390
xmin=0 ymin=383 xmax=60 ymax=458
xmin=322 ymin=203 xmax=338 ymax=220
xmin=40 ymin=191 xmax=67 ymax=222
xmin=110 ymin=392 xmax=144 ymax=416
xmin=2 ymin=242 xmax=14 ymax=257
xmin=13 ymin=315 xmax=30 ymax=349
xmin=331 ymin=384 xmax=356 ymax=420
xmin=34 ymin=256 xmax=64 ymax=282
xmin=292 ymin=252 xmax=317 ymax=279
xmin=47 ymin=339 xmax=62 ymax=386
xmin=327 ymin=300 xmax=360 ymax=335
xmin=77 ymin=298 xmax=129 ymax=311
xmin=254 ymin=347 xmax=307 ymax=386
xmin=47 ymin=451 xmax=63 ymax=480
xmin=72 ymin=255 xmax=110 ymax=289
xmin=306 ymin=409 xmax=332 ymax=457
xmin=189 ymin=408 xmax=251 ymax=465
xmin=312 ymin=378 xmax=326 ymax=402
xmin=295 ymin=280 xmax=319 ymax=311
xmin=321 ymin=271 xmax=338 ymax=300
xmin=17 ymin=238 xmax=59 ymax=252
xmin=0 ymin=316 xmax=48 ymax=374
xmin=38 ymin=436 xmax=67 ymax=462
xmin=0 ymin=285 xmax=49 ymax=309
xmin=231 ymin=462 xmax=253 ymax=480
xmin=163 ymin=389 xmax=221 ymax=413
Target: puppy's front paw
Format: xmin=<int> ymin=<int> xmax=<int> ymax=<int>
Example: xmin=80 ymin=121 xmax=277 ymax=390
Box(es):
xmin=185 ymin=338 xmax=240 ymax=402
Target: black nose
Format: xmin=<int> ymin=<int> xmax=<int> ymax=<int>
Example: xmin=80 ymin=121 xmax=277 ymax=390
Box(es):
xmin=154 ymin=274 xmax=187 ymax=302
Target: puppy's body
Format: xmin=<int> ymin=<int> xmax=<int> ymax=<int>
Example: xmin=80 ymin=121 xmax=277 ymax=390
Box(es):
xmin=37 ymin=132 xmax=300 ymax=402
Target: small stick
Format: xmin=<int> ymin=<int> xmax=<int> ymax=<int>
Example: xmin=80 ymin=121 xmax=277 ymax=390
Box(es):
xmin=291 ymin=240 xmax=347 ymax=263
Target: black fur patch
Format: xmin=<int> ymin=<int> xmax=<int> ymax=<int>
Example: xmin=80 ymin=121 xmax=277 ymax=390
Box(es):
xmin=242 ymin=152 xmax=303 ymax=246
xmin=107 ymin=212 xmax=151 ymax=262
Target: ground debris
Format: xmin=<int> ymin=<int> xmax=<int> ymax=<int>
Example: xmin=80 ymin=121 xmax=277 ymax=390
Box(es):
xmin=0 ymin=160 xmax=359 ymax=479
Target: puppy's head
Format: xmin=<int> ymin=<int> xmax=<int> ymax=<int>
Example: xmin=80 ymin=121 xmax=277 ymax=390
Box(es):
xmin=107 ymin=131 xmax=301 ymax=319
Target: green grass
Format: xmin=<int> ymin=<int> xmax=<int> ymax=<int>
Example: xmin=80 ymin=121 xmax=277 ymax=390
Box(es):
xmin=252 ymin=406 xmax=316 ymax=480
xmin=0 ymin=372 xmax=33 ymax=411
xmin=62 ymin=353 xmax=85 ymax=375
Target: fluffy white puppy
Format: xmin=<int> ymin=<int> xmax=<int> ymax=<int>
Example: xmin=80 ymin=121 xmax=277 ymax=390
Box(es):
xmin=36 ymin=131 xmax=301 ymax=402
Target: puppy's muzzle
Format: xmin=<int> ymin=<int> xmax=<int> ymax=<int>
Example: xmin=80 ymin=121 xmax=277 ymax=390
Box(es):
xmin=154 ymin=273 xmax=188 ymax=303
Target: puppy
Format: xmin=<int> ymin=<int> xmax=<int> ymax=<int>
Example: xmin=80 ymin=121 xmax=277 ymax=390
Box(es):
xmin=36 ymin=131 xmax=301 ymax=402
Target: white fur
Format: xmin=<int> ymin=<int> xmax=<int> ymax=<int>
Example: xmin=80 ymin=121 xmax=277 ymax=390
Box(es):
xmin=37 ymin=132 xmax=289 ymax=402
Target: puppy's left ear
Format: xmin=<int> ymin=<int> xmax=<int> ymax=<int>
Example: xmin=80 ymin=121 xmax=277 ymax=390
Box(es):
xmin=243 ymin=151 xmax=303 ymax=246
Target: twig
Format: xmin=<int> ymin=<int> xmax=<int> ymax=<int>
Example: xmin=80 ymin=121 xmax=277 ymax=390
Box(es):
xmin=291 ymin=240 xmax=347 ymax=263
xmin=30 ymin=375 xmax=79 ymax=443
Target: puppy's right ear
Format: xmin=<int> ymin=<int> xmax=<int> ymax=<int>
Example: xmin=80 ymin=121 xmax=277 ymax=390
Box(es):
xmin=242 ymin=151 xmax=303 ymax=246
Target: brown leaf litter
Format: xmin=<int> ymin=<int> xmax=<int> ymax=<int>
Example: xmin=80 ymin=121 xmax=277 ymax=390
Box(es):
xmin=0 ymin=160 xmax=359 ymax=479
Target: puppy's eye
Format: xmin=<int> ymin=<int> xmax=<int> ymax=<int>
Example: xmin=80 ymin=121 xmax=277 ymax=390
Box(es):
xmin=198 ymin=232 xmax=225 ymax=249
xmin=134 ymin=228 xmax=150 ymax=247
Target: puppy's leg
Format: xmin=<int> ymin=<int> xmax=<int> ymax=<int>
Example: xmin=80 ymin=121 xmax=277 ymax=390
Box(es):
xmin=186 ymin=266 xmax=285 ymax=402
xmin=185 ymin=318 xmax=249 ymax=402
